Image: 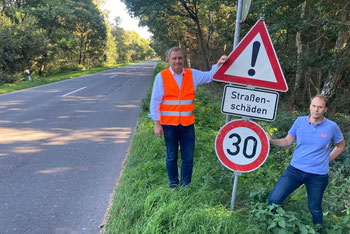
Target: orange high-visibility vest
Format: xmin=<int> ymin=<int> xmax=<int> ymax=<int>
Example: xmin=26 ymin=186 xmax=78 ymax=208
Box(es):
xmin=160 ymin=68 xmax=195 ymax=126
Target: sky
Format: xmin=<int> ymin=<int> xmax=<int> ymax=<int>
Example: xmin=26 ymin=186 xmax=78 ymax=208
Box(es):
xmin=103 ymin=0 xmax=152 ymax=40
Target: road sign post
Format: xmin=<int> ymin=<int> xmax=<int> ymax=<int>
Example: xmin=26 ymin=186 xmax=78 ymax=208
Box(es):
xmin=215 ymin=119 xmax=270 ymax=209
xmin=215 ymin=12 xmax=286 ymax=210
xmin=225 ymin=0 xmax=245 ymax=209
xmin=226 ymin=0 xmax=244 ymax=125
xmin=231 ymin=171 xmax=241 ymax=209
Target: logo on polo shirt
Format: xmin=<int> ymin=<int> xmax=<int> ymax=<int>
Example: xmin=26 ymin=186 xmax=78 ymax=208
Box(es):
xmin=321 ymin=134 xmax=327 ymax=138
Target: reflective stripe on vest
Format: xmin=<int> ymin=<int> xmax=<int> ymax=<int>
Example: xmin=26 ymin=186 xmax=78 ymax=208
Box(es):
xmin=161 ymin=100 xmax=194 ymax=105
xmin=160 ymin=68 xmax=195 ymax=126
xmin=160 ymin=110 xmax=194 ymax=116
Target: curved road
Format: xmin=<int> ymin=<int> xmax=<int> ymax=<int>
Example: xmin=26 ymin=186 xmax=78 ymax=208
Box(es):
xmin=0 ymin=60 xmax=157 ymax=233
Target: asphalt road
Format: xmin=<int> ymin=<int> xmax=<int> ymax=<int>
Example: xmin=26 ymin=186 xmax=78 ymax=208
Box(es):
xmin=0 ymin=60 xmax=157 ymax=233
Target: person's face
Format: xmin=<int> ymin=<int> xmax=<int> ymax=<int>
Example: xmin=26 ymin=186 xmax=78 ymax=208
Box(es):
xmin=168 ymin=50 xmax=184 ymax=74
xmin=309 ymin=97 xmax=327 ymax=121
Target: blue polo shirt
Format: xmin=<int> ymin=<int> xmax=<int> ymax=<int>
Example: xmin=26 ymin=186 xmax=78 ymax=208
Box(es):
xmin=288 ymin=116 xmax=344 ymax=175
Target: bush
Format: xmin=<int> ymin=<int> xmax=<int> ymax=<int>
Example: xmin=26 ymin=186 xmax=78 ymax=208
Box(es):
xmin=0 ymin=72 xmax=22 ymax=84
xmin=0 ymin=14 xmax=49 ymax=83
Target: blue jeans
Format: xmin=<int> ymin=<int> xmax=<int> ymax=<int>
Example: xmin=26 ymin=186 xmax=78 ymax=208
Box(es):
xmin=268 ymin=165 xmax=328 ymax=224
xmin=162 ymin=124 xmax=195 ymax=188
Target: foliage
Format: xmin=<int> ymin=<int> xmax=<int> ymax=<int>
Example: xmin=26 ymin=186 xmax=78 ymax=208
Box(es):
xmin=23 ymin=0 xmax=108 ymax=68
xmin=104 ymin=22 xmax=118 ymax=66
xmin=0 ymin=0 xmax=154 ymax=84
xmin=112 ymin=18 xmax=155 ymax=63
xmin=0 ymin=13 xmax=48 ymax=83
xmin=104 ymin=61 xmax=350 ymax=233
xmin=2 ymin=0 xmax=348 ymax=113
xmin=122 ymin=0 xmax=350 ymax=114
xmin=122 ymin=0 xmax=237 ymax=69
xmin=252 ymin=0 xmax=350 ymax=110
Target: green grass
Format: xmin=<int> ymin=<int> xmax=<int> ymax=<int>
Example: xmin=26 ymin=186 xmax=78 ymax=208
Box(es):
xmin=0 ymin=63 xmax=130 ymax=94
xmin=104 ymin=62 xmax=350 ymax=233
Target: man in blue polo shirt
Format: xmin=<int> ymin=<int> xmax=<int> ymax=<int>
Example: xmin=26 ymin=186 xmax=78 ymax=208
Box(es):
xmin=267 ymin=95 xmax=346 ymax=228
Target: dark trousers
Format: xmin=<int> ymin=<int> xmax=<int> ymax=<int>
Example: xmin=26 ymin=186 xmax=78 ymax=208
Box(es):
xmin=268 ymin=165 xmax=328 ymax=224
xmin=162 ymin=124 xmax=195 ymax=188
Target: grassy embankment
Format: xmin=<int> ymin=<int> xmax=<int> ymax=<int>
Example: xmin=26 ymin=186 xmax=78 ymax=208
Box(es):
xmin=0 ymin=64 xmax=130 ymax=94
xmin=104 ymin=61 xmax=350 ymax=233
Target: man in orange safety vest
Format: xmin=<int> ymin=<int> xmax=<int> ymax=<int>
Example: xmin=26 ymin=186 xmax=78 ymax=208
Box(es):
xmin=149 ymin=47 xmax=227 ymax=188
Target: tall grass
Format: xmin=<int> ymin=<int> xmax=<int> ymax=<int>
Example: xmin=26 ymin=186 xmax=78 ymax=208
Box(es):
xmin=104 ymin=62 xmax=350 ymax=233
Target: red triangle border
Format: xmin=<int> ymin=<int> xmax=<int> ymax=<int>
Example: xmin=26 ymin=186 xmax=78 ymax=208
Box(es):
xmin=213 ymin=20 xmax=288 ymax=92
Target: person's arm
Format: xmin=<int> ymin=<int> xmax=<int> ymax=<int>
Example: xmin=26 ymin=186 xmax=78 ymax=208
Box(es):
xmin=267 ymin=133 xmax=295 ymax=147
xmin=192 ymin=55 xmax=228 ymax=88
xmin=148 ymin=73 xmax=164 ymax=138
xmin=329 ymin=139 xmax=346 ymax=163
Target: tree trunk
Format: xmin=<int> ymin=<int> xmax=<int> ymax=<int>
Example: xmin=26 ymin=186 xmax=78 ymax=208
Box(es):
xmin=180 ymin=0 xmax=210 ymax=70
xmin=321 ymin=3 xmax=350 ymax=99
xmin=194 ymin=17 xmax=210 ymax=70
xmin=186 ymin=47 xmax=191 ymax=67
xmin=309 ymin=37 xmax=322 ymax=95
xmin=292 ymin=1 xmax=307 ymax=108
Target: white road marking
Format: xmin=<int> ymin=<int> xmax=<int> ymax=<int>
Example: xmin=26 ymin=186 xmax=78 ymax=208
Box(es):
xmin=61 ymin=87 xmax=87 ymax=97
xmin=109 ymin=75 xmax=117 ymax=78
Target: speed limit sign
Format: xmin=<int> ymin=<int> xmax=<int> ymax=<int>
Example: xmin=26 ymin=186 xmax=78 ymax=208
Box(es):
xmin=215 ymin=119 xmax=269 ymax=172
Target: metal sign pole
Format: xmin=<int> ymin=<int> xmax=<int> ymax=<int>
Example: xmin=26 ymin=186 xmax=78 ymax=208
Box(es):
xmin=234 ymin=0 xmax=243 ymax=50
xmin=230 ymin=171 xmax=242 ymax=209
xmin=226 ymin=0 xmax=243 ymax=124
xmin=231 ymin=116 xmax=250 ymax=210
xmin=228 ymin=0 xmax=244 ymax=210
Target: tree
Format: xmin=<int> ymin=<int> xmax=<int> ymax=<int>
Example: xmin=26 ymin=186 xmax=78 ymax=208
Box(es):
xmin=112 ymin=16 xmax=155 ymax=63
xmin=71 ymin=0 xmax=107 ymax=65
xmin=0 ymin=13 xmax=48 ymax=83
xmin=321 ymin=2 xmax=350 ymax=101
xmin=122 ymin=0 xmax=217 ymax=69
xmin=251 ymin=0 xmax=349 ymax=112
xmin=103 ymin=21 xmax=118 ymax=66
xmin=20 ymin=0 xmax=109 ymax=70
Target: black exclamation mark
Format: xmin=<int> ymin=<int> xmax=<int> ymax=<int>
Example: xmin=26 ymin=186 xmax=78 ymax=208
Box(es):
xmin=248 ymin=41 xmax=261 ymax=76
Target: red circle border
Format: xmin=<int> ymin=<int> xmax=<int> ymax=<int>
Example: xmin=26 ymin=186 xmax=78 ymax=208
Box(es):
xmin=215 ymin=120 xmax=269 ymax=172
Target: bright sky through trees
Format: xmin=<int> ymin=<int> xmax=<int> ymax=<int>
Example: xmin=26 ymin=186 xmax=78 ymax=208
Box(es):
xmin=104 ymin=0 xmax=151 ymax=39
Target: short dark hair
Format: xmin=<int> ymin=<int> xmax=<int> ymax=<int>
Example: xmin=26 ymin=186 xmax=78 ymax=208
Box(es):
xmin=311 ymin=95 xmax=328 ymax=108
xmin=166 ymin=47 xmax=184 ymax=59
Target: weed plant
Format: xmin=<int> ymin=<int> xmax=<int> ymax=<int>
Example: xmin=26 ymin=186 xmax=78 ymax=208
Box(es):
xmin=104 ymin=62 xmax=350 ymax=233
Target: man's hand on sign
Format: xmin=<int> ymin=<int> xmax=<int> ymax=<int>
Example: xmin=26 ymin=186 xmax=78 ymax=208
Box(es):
xmin=216 ymin=55 xmax=228 ymax=67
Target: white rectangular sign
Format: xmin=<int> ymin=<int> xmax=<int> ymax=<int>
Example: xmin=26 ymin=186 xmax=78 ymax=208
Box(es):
xmin=221 ymin=85 xmax=279 ymax=121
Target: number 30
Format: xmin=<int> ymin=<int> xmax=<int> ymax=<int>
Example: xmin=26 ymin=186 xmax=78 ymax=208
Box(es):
xmin=227 ymin=133 xmax=257 ymax=158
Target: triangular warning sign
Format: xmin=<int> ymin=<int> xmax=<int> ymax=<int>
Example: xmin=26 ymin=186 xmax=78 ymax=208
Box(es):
xmin=214 ymin=20 xmax=288 ymax=92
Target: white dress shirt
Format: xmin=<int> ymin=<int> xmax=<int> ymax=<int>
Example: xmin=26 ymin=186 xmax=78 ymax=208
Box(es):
xmin=148 ymin=65 xmax=219 ymax=121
